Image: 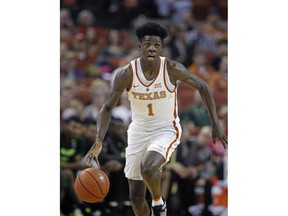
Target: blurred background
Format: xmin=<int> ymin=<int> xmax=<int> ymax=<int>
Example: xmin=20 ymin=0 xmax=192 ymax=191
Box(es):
xmin=60 ymin=0 xmax=227 ymax=215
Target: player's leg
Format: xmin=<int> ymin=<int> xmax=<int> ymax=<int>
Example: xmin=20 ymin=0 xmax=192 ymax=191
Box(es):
xmin=141 ymin=151 xmax=168 ymax=216
xmin=140 ymin=151 xmax=165 ymax=200
xmin=125 ymin=125 xmax=151 ymax=216
xmin=128 ymin=179 xmax=150 ymax=216
xmin=141 ymin=123 xmax=182 ymax=215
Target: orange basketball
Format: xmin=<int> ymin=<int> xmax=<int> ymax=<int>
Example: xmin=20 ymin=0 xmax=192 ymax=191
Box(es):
xmin=74 ymin=167 xmax=110 ymax=203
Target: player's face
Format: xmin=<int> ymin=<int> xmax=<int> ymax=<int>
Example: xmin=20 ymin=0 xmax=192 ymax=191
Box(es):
xmin=139 ymin=36 xmax=163 ymax=63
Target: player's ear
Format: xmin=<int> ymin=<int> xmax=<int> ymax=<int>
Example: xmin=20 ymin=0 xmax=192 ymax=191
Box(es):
xmin=138 ymin=43 xmax=141 ymax=49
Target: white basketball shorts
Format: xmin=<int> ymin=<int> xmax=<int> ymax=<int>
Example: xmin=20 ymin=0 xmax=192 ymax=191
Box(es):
xmin=124 ymin=121 xmax=182 ymax=180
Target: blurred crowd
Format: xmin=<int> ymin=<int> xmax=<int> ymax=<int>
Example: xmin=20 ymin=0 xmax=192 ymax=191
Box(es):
xmin=60 ymin=0 xmax=228 ymax=215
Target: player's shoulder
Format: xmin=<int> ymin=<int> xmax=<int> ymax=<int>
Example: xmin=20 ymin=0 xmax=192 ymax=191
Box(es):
xmin=112 ymin=63 xmax=133 ymax=88
xmin=115 ymin=62 xmax=133 ymax=77
xmin=166 ymin=58 xmax=186 ymax=72
xmin=166 ymin=58 xmax=177 ymax=65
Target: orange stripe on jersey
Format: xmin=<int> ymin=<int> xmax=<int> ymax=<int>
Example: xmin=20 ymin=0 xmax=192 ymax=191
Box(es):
xmin=163 ymin=58 xmax=176 ymax=93
xmin=126 ymin=63 xmax=134 ymax=92
xmin=165 ymin=120 xmax=179 ymax=160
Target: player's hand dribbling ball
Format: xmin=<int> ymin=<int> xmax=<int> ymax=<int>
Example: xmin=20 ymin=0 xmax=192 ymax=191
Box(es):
xmin=74 ymin=167 xmax=110 ymax=203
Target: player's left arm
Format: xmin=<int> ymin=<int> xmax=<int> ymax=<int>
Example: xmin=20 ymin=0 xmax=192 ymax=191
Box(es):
xmin=167 ymin=59 xmax=228 ymax=148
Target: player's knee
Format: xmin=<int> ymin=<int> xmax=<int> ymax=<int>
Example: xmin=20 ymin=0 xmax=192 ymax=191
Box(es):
xmin=140 ymin=162 xmax=156 ymax=179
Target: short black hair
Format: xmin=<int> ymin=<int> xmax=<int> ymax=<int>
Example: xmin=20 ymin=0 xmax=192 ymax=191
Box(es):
xmin=135 ymin=22 xmax=168 ymax=42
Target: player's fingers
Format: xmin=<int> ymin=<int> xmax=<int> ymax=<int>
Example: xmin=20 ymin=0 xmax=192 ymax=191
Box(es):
xmin=222 ymin=135 xmax=228 ymax=143
xmin=85 ymin=158 xmax=91 ymax=166
xmin=85 ymin=154 xmax=93 ymax=166
xmin=95 ymin=157 xmax=100 ymax=167
xmin=221 ymin=140 xmax=227 ymax=149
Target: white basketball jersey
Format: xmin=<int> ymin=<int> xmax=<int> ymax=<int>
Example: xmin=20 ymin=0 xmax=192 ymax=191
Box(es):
xmin=127 ymin=57 xmax=180 ymax=131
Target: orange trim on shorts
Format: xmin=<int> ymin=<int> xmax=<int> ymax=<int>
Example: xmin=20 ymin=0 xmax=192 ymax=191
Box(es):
xmin=165 ymin=120 xmax=179 ymax=160
xmin=165 ymin=90 xmax=179 ymax=160
xmin=173 ymin=91 xmax=177 ymax=119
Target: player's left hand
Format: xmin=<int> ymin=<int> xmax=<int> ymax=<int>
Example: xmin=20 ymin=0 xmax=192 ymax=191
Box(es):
xmin=212 ymin=125 xmax=228 ymax=149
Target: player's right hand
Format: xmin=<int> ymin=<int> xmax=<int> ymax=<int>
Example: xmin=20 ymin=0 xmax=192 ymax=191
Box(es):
xmin=85 ymin=140 xmax=102 ymax=167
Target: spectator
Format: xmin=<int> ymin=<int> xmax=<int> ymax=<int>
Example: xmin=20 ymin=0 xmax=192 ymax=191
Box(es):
xmin=154 ymin=0 xmax=171 ymax=18
xmin=60 ymin=80 xmax=76 ymax=113
xmin=203 ymin=8 xmax=227 ymax=43
xmin=103 ymin=29 xmax=128 ymax=58
xmin=61 ymin=97 xmax=84 ymax=120
xmin=155 ymin=0 xmax=193 ymax=21
xmin=170 ymin=0 xmax=193 ymax=22
xmin=60 ymin=54 xmax=77 ymax=88
xmin=76 ymin=9 xmax=95 ymax=33
xmin=164 ymin=23 xmax=188 ymax=64
xmin=179 ymin=9 xmax=197 ymax=66
xmin=211 ymin=39 xmax=227 ymax=71
xmin=81 ymin=90 xmax=107 ymax=121
xmin=60 ymin=8 xmax=75 ymax=29
xmin=192 ymin=23 xmax=218 ymax=62
xmin=98 ymin=29 xmax=130 ymax=79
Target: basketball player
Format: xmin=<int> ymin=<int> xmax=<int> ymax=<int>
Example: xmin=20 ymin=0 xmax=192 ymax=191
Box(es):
xmin=85 ymin=22 xmax=227 ymax=216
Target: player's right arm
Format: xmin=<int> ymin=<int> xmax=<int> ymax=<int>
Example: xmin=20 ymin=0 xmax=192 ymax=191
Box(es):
xmin=85 ymin=64 xmax=132 ymax=166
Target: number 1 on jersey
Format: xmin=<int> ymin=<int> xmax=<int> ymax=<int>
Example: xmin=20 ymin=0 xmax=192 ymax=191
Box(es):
xmin=147 ymin=103 xmax=154 ymax=116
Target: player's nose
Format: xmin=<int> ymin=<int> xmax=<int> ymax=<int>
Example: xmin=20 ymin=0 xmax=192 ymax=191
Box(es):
xmin=149 ymin=45 xmax=156 ymax=52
